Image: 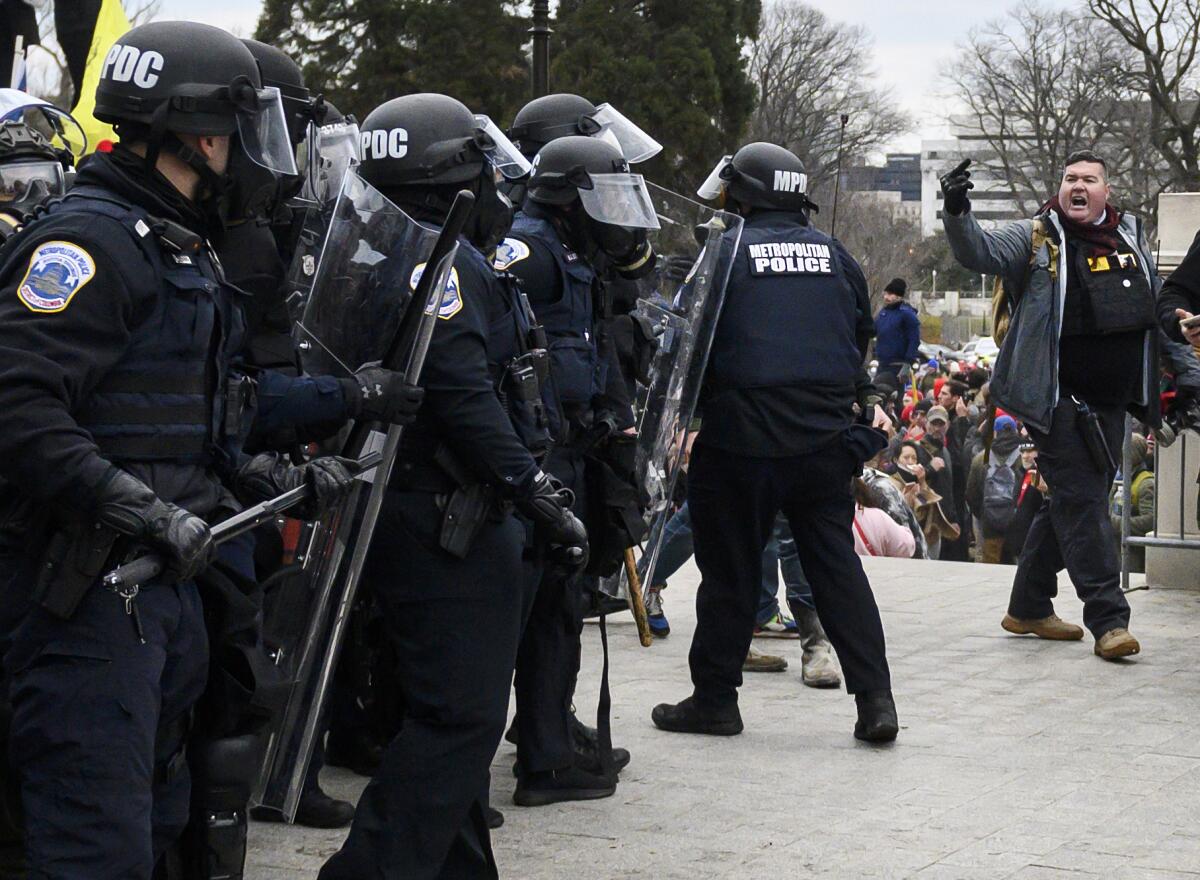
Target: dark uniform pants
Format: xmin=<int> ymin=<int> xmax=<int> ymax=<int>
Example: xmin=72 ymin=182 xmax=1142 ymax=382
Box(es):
xmin=686 ymin=441 xmax=891 ymax=710
xmin=1008 ymin=397 xmax=1131 ymax=637
xmin=512 ymin=447 xmax=587 ymax=774
xmin=0 ymin=551 xmax=208 ymax=880
xmin=319 ymin=490 xmax=529 ymax=880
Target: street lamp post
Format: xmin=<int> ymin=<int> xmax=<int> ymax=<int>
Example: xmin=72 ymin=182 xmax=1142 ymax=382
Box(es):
xmin=531 ymin=0 xmax=551 ymax=98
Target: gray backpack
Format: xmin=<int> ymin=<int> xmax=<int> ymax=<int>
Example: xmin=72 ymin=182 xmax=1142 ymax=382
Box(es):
xmin=982 ymin=448 xmax=1021 ymax=533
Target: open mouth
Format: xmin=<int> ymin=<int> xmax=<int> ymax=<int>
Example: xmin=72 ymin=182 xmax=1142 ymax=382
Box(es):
xmin=1070 ymin=194 xmax=1088 ymax=208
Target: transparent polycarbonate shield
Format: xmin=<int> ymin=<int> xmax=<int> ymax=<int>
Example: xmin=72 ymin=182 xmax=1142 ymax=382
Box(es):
xmin=598 ymin=183 xmax=742 ymax=602
xmin=577 ymin=173 xmax=660 ymax=229
xmin=0 ymin=88 xmax=87 ymax=156
xmin=291 ymin=170 xmax=441 ymax=377
xmin=696 ymin=155 xmax=732 ymax=201
xmin=254 ymin=242 xmax=460 ymax=823
xmin=475 ymin=114 xmax=531 ymax=180
xmin=589 ymin=103 xmax=662 ymax=164
xmin=297 ymin=119 xmax=361 ymax=206
xmin=235 ymin=86 xmax=299 ymax=176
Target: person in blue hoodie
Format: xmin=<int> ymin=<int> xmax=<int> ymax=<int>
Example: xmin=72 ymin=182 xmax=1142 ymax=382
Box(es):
xmin=874 ymin=277 xmax=921 ymax=384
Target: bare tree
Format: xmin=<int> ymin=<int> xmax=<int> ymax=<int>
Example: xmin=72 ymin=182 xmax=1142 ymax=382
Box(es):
xmin=942 ymin=1 xmax=1163 ymax=217
xmin=834 ymin=192 xmax=924 ymax=311
xmin=1090 ymin=0 xmax=1200 ymax=191
xmin=748 ymin=0 xmax=909 ymax=198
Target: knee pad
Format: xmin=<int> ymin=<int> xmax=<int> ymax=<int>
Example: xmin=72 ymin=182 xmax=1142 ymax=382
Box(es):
xmin=190 ymin=734 xmax=261 ymax=812
xmin=177 ymin=734 xmax=260 ymax=880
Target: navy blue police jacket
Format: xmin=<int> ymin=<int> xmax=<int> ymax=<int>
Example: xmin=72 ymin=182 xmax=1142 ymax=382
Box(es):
xmin=496 ymin=205 xmax=632 ymax=442
xmin=219 ymin=217 xmax=350 ymax=450
xmin=0 ymin=149 xmax=251 ymax=531
xmin=698 ymin=210 xmax=875 ymax=457
xmin=391 ymin=233 xmax=547 ymax=496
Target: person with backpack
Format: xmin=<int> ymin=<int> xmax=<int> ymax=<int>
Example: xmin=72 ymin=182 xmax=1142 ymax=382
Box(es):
xmin=941 ymin=150 xmax=1157 ymax=661
xmin=966 ymin=416 xmax=1025 ymax=563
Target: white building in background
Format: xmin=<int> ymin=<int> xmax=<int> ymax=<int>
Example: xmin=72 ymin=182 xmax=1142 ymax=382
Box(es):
xmin=920 ymin=138 xmax=1026 ymax=237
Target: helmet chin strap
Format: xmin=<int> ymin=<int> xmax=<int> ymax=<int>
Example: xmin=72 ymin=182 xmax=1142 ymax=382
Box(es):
xmin=145 ymin=101 xmax=228 ymax=206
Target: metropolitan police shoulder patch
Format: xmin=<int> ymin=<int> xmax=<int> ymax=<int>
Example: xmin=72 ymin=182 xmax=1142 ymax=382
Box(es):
xmin=493 ymin=238 xmax=531 ymax=272
xmin=16 ymin=241 xmax=96 ymax=313
xmin=409 ymin=262 xmax=464 ymax=321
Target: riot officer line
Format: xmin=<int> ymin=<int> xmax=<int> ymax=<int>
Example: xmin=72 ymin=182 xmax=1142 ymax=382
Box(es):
xmin=0 ymin=17 xmax=962 ymax=880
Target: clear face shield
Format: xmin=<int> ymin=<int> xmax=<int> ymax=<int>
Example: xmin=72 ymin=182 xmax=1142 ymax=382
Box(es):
xmin=297 ymin=119 xmax=362 ymax=205
xmin=577 ymin=172 xmax=661 ymax=230
xmin=0 ymin=88 xmax=86 ymax=158
xmin=696 ymin=155 xmax=733 ymax=201
xmin=0 ymin=160 xmax=65 ymax=205
xmin=475 ymin=115 xmax=531 ymax=180
xmin=234 ymin=86 xmax=299 ymax=177
xmin=585 ymin=103 xmax=662 ymax=164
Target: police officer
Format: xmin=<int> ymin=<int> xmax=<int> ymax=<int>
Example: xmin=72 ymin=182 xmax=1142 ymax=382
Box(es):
xmin=495 ymin=135 xmax=661 ymax=805
xmin=650 ymin=143 xmax=898 ymax=743
xmin=0 ymin=90 xmax=84 ymax=875
xmin=317 ymin=93 xmax=587 ymax=880
xmin=0 ymin=21 xmax=357 ymax=878
xmin=0 ymin=90 xmax=84 ymax=241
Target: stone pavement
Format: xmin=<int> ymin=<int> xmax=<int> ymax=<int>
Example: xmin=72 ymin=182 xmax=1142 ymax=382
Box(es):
xmin=247 ymin=557 xmax=1200 ymax=879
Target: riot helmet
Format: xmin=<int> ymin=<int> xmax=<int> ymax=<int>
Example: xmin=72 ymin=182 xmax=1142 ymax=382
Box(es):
xmin=93 ymin=21 xmax=297 ymax=226
xmin=526 ymin=135 xmax=659 ymax=277
xmin=241 ymin=39 xmax=314 ymax=146
xmin=359 ymin=93 xmax=530 ymax=252
xmin=0 ymin=90 xmax=82 ymax=217
xmin=509 ymin=93 xmax=661 ymax=163
xmin=241 ymin=39 xmax=326 ymax=212
xmin=697 ymin=142 xmax=817 ymax=216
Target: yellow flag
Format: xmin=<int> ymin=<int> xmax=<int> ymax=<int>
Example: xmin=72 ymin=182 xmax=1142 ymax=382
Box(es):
xmin=71 ymin=0 xmax=132 ymax=154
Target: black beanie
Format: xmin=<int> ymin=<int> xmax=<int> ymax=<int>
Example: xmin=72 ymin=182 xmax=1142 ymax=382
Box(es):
xmin=885 ymin=277 xmax=907 ymax=296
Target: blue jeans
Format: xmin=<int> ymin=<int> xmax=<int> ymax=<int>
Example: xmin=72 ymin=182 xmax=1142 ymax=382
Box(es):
xmin=647 ymin=504 xmax=815 ymax=623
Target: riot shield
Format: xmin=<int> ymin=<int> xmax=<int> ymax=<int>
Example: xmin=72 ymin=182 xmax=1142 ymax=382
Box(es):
xmin=253 ymin=190 xmax=471 ymax=822
xmin=291 ymin=171 xmax=439 ymax=377
xmin=251 ymin=177 xmax=460 ymax=819
xmin=599 ymin=184 xmax=742 ymax=606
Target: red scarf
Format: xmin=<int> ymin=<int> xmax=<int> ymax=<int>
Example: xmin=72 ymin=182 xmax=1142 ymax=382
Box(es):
xmin=1042 ymin=196 xmax=1122 ymax=257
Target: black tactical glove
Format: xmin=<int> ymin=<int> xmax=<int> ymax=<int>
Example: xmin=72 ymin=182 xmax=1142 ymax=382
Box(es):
xmin=234 ymin=453 xmax=358 ymax=520
xmin=940 ymin=159 xmax=974 ymax=216
xmin=663 ymin=253 xmax=697 ymax=284
xmin=517 ymin=472 xmax=590 ymax=569
xmin=94 ymin=467 xmax=214 ymax=581
xmin=339 ymin=364 xmax=425 ymax=426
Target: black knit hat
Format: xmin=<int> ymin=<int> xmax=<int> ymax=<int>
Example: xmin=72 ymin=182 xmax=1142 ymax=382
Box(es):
xmin=885 ymin=277 xmax=908 ymax=296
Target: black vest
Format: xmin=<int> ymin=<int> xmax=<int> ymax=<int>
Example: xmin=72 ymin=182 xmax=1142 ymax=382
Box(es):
xmin=503 ymin=213 xmax=606 ymax=424
xmin=708 ymin=213 xmax=862 ymax=392
xmin=5 ymin=186 xmax=251 ymax=465
xmin=1061 ymin=242 xmax=1156 ymax=336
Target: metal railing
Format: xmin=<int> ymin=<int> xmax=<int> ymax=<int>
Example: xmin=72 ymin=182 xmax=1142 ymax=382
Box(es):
xmin=1119 ymin=413 xmax=1200 ymax=592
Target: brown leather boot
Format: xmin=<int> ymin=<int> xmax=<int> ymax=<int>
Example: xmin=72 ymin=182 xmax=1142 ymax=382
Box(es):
xmin=1094 ymin=628 xmax=1140 ymax=659
xmin=1001 ymin=613 xmax=1084 ymax=641
xmin=743 ymin=647 xmax=788 ymax=673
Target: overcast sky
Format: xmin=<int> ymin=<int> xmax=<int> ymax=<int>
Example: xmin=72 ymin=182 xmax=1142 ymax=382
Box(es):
xmin=155 ymin=0 xmax=1079 ymax=152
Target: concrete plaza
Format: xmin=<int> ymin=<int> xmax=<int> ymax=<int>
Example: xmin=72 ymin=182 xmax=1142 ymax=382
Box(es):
xmin=248 ymin=557 xmax=1200 ymax=879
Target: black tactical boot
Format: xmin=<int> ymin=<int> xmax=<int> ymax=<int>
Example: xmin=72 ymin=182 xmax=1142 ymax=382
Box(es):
xmin=485 ymin=805 xmax=505 ymax=829
xmin=252 ymin=786 xmax=355 ymax=829
xmin=853 ymin=690 xmax=899 ymax=743
xmin=513 ymin=765 xmax=616 ymax=807
xmin=651 ymin=696 xmax=743 ymax=736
